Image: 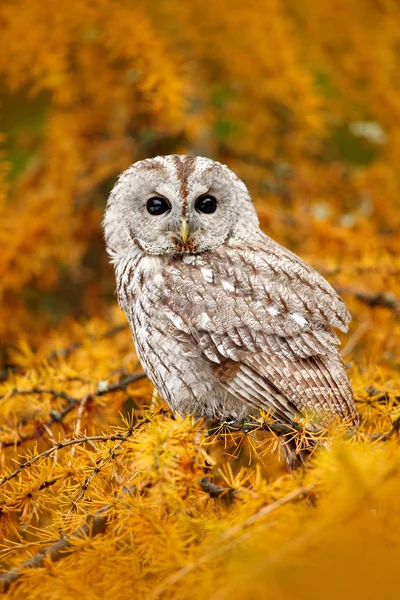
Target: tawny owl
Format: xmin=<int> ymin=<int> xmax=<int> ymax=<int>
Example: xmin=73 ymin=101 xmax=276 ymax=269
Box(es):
xmin=103 ymin=155 xmax=359 ymax=466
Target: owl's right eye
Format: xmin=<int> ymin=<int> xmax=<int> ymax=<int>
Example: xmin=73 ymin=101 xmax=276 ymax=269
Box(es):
xmin=146 ymin=197 xmax=171 ymax=215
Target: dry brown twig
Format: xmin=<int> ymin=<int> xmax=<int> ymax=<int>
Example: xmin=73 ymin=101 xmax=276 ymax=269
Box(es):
xmin=0 ymin=501 xmax=111 ymax=593
xmin=198 ymin=477 xmax=237 ymax=500
xmin=1 ymin=372 xmax=146 ymax=449
xmin=380 ymin=416 xmax=400 ymax=441
xmin=336 ymin=288 xmax=400 ymax=312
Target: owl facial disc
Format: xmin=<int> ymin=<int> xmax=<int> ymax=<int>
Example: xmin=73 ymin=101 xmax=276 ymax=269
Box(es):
xmin=103 ymin=154 xmax=260 ymax=257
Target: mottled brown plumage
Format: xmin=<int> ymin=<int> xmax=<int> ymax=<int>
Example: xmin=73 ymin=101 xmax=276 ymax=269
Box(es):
xmin=103 ymin=155 xmax=359 ymax=468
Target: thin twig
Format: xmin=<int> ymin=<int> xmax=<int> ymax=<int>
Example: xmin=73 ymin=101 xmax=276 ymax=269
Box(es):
xmin=0 ymin=503 xmax=110 ymax=593
xmin=198 ymin=477 xmax=237 ymax=500
xmin=94 ymin=373 xmax=146 ymax=396
xmin=381 ymin=416 xmax=400 ymax=441
xmin=341 ymin=321 xmax=371 ymax=359
xmin=365 ymin=386 xmax=390 ymax=403
xmin=0 ymin=482 xmax=313 ymax=595
xmin=0 ymin=481 xmax=143 ymax=593
xmin=3 ymin=388 xmax=77 ymax=403
xmin=4 ymin=372 xmax=145 ymax=405
xmin=207 ymin=420 xmax=301 ymax=438
xmin=0 ymin=428 xmax=140 ymax=488
xmin=336 ymin=288 xmax=400 ymax=312
xmin=1 ymin=373 xmax=146 ymax=449
xmin=67 ymin=426 xmax=139 ymax=512
xmin=1 ymin=477 xmax=63 ymax=512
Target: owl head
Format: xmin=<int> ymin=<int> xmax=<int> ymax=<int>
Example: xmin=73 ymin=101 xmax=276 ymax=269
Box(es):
xmin=103 ymin=155 xmax=259 ymax=258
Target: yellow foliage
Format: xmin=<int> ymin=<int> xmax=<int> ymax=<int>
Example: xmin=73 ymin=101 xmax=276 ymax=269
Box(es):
xmin=0 ymin=1 xmax=399 ymax=598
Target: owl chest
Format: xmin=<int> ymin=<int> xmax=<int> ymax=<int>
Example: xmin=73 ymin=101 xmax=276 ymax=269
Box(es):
xmin=123 ymin=258 xmax=171 ymax=358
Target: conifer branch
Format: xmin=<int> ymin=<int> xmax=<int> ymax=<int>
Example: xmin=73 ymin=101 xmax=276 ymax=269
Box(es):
xmin=66 ymin=428 xmax=137 ymax=511
xmin=0 ymin=503 xmax=111 ymax=593
xmin=1 ymin=477 xmax=63 ymax=511
xmin=94 ymin=372 xmax=146 ymax=396
xmin=6 ymin=372 xmax=145 ymax=405
xmin=207 ymin=419 xmax=302 ymax=437
xmin=0 ymin=423 xmax=144 ymax=488
xmin=0 ymin=483 xmax=313 ymax=595
xmin=1 ymin=372 xmax=146 ymax=448
xmin=363 ymin=386 xmax=400 ymax=405
xmin=148 ymin=485 xmax=315 ymax=600
xmin=381 ymin=416 xmax=400 ymax=441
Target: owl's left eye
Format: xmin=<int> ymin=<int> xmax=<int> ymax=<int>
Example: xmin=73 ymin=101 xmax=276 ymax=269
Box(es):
xmin=195 ymin=194 xmax=217 ymax=214
xmin=146 ymin=197 xmax=171 ymax=215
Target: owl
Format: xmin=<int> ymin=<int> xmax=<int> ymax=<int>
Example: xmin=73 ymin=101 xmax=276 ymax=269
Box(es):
xmin=103 ymin=155 xmax=359 ymax=468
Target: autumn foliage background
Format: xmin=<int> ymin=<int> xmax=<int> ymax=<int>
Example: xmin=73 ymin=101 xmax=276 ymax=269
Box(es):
xmin=0 ymin=1 xmax=399 ymax=598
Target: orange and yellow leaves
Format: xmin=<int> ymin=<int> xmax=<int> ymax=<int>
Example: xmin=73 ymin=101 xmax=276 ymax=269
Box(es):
xmin=1 ymin=1 xmax=400 ymax=598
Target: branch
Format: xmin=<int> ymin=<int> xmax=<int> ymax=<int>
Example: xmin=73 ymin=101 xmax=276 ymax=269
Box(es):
xmin=363 ymin=386 xmax=400 ymax=406
xmin=365 ymin=386 xmax=390 ymax=403
xmin=1 ymin=477 xmax=62 ymax=511
xmin=1 ymin=372 xmax=146 ymax=448
xmin=0 ymin=423 xmax=143 ymax=488
xmin=0 ymin=479 xmax=313 ymax=595
xmin=5 ymin=372 xmax=145 ymax=405
xmin=211 ymin=410 xmax=400 ymax=448
xmin=381 ymin=416 xmax=400 ymax=442
xmin=148 ymin=484 xmax=315 ymax=600
xmin=94 ymin=373 xmax=146 ymax=396
xmin=66 ymin=425 xmax=142 ymax=512
xmin=0 ymin=503 xmax=110 ymax=593
xmin=198 ymin=477 xmax=237 ymax=500
xmin=207 ymin=419 xmax=301 ymax=438
xmin=336 ymin=288 xmax=400 ymax=312
xmin=0 ymin=474 xmax=152 ymax=594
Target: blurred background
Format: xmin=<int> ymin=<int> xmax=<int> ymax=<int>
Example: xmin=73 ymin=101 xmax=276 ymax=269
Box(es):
xmin=0 ymin=0 xmax=399 ymax=371
xmin=0 ymin=6 xmax=399 ymax=595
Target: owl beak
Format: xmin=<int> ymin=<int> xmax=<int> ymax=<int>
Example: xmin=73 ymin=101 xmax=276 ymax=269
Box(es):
xmin=180 ymin=218 xmax=190 ymax=243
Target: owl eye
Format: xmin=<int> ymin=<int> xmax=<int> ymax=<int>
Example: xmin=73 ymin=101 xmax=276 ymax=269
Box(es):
xmin=195 ymin=194 xmax=217 ymax=214
xmin=146 ymin=196 xmax=171 ymax=215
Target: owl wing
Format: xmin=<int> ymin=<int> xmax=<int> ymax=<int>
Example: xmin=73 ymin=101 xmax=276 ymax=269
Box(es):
xmin=161 ymin=234 xmax=358 ymax=427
